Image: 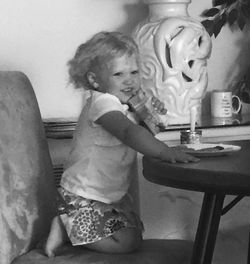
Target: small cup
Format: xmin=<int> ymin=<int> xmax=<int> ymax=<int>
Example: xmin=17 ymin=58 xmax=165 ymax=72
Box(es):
xmin=211 ymin=91 xmax=241 ymax=118
xmin=180 ymin=129 xmax=202 ymax=144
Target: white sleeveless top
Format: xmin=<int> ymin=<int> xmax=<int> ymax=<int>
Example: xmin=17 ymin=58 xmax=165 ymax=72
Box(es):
xmin=60 ymin=90 xmax=137 ymax=204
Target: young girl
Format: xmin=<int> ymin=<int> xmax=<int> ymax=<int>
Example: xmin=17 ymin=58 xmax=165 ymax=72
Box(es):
xmin=45 ymin=31 xmax=199 ymax=257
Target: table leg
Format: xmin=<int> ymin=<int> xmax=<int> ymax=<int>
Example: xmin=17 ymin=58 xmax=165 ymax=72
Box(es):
xmin=191 ymin=192 xmax=225 ymax=264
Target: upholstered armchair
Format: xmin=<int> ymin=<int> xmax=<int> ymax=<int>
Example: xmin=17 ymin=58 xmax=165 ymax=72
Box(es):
xmin=0 ymin=71 xmax=192 ymax=264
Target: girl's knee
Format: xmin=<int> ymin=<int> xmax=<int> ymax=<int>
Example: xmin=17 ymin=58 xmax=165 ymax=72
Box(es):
xmin=113 ymin=227 xmax=142 ymax=252
xmin=84 ymin=227 xmax=142 ymax=254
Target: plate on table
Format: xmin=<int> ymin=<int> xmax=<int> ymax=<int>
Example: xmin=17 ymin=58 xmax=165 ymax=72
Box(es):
xmin=172 ymin=143 xmax=241 ymax=157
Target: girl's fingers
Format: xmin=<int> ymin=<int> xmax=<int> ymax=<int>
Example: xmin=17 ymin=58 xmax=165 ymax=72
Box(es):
xmin=161 ymin=108 xmax=168 ymax=114
xmin=151 ymin=97 xmax=167 ymax=114
xmin=183 ymin=155 xmax=200 ymax=163
xmin=151 ymin=97 xmax=158 ymax=107
xmin=172 ymin=151 xmax=200 ymax=163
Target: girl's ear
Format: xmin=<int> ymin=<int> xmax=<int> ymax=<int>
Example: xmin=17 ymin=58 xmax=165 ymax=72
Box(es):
xmin=87 ymin=72 xmax=99 ymax=89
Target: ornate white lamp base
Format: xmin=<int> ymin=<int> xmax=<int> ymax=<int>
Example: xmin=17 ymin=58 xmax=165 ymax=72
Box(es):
xmin=133 ymin=0 xmax=212 ymax=126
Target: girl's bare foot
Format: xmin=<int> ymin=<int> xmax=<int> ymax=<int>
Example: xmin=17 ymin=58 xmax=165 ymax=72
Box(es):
xmin=44 ymin=215 xmax=68 ymax=257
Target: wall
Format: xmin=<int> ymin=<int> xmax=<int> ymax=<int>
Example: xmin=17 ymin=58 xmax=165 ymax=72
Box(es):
xmin=2 ymin=1 xmax=250 ymax=263
xmin=0 ymin=0 xmax=147 ymax=118
xmin=0 ymin=0 xmax=250 ymax=119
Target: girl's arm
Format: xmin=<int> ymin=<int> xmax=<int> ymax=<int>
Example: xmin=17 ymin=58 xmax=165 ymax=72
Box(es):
xmin=96 ymin=111 xmax=199 ymax=163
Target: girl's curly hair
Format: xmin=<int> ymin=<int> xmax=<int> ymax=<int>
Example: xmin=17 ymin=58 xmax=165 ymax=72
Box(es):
xmin=68 ymin=31 xmax=139 ymax=89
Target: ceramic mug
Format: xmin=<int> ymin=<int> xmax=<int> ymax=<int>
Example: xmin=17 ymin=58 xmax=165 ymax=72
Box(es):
xmin=211 ymin=91 xmax=241 ymax=118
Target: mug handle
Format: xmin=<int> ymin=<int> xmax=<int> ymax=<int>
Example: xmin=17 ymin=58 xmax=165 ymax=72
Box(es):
xmin=232 ymin=95 xmax=242 ymax=114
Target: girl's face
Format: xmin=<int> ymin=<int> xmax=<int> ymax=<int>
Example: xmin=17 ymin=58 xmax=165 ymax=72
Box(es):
xmin=94 ymin=53 xmax=141 ymax=104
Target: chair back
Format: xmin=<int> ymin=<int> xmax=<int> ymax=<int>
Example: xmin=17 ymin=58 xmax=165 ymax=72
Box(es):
xmin=0 ymin=71 xmax=57 ymax=264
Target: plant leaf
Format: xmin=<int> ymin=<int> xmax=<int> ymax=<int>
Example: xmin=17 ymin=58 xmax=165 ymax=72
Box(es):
xmin=213 ymin=17 xmax=225 ymax=37
xmin=221 ymin=12 xmax=228 ymax=24
xmin=202 ymin=8 xmax=220 ymax=17
xmin=226 ymin=0 xmax=237 ymax=7
xmin=241 ymin=4 xmax=250 ymax=19
xmin=213 ymin=0 xmax=226 ymax=6
xmin=201 ymin=20 xmax=214 ymax=36
xmin=228 ymin=8 xmax=238 ymax=25
xmin=237 ymin=14 xmax=246 ymax=30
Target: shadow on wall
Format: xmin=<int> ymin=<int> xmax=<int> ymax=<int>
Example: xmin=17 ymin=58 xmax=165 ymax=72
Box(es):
xmin=202 ymin=24 xmax=250 ymax=116
xmin=117 ymin=2 xmax=148 ymax=35
xmin=226 ymin=25 xmax=250 ymax=88
xmin=227 ymin=26 xmax=250 ymax=95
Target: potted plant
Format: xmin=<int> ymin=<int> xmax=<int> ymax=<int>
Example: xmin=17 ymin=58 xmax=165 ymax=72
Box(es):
xmin=200 ymin=0 xmax=250 ymax=106
xmin=201 ymin=0 xmax=250 ymax=37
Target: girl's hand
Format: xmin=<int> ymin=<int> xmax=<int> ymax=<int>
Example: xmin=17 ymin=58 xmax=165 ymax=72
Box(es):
xmin=160 ymin=147 xmax=200 ymax=163
xmin=151 ymin=96 xmax=167 ymax=115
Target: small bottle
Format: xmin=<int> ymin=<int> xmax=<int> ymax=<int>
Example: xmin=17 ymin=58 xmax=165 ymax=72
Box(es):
xmin=127 ymin=90 xmax=163 ymax=135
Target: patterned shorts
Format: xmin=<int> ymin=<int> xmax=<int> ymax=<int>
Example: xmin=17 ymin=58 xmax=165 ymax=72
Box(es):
xmin=57 ymin=187 xmax=143 ymax=246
